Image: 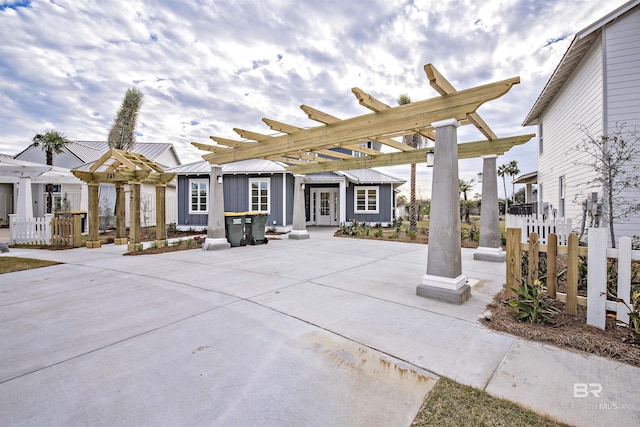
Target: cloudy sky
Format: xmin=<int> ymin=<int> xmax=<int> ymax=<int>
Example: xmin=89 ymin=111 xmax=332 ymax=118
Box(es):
xmin=0 ymin=0 xmax=629 ymax=199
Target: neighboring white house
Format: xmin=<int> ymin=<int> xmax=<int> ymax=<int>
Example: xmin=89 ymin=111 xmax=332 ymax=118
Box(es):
xmin=522 ymin=0 xmax=640 ymax=240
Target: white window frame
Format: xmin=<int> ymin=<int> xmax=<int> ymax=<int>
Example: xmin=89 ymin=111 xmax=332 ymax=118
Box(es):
xmin=249 ymin=177 xmax=270 ymax=213
xmin=188 ymin=179 xmax=209 ymax=214
xmin=354 ymin=186 xmax=379 ymax=214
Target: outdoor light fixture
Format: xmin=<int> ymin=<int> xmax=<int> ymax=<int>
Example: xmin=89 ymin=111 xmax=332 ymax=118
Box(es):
xmin=477 ymin=172 xmax=483 ymax=183
xmin=217 ymin=176 xmax=223 ymax=184
xmin=301 ymin=183 xmax=306 ymax=190
xmin=426 ymin=152 xmax=434 ymax=167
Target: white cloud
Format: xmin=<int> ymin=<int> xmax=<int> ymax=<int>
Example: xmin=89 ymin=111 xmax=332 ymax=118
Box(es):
xmin=0 ymin=0 xmax=631 ymax=196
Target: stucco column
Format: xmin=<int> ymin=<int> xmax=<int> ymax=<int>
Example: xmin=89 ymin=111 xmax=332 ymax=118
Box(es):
xmin=128 ymin=182 xmax=142 ymax=251
xmin=474 ymin=155 xmax=505 ymax=262
xmin=203 ymin=164 xmax=230 ymax=250
xmin=80 ymin=183 xmax=88 ymax=233
xmin=114 ymin=183 xmax=127 ymax=245
xmin=86 ymin=182 xmax=101 ymax=248
xmin=155 ymin=184 xmax=167 ymax=246
xmin=289 ymin=174 xmax=310 ymax=239
xmin=339 ymin=178 xmax=347 ymax=224
xmin=417 ymin=119 xmax=470 ymax=304
xmin=16 ymin=176 xmax=33 ymax=218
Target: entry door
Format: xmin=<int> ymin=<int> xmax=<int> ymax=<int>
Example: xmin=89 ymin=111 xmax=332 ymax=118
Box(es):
xmin=316 ymin=189 xmax=338 ymax=226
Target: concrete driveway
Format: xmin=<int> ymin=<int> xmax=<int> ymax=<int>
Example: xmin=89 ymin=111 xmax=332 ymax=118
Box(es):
xmin=1 ymin=228 xmax=639 ymax=426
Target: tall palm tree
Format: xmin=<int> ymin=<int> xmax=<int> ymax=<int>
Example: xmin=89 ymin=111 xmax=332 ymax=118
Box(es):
xmin=507 ymin=160 xmax=520 ymax=205
xmin=459 ymin=178 xmax=474 ymax=223
xmin=108 ymin=87 xmax=144 ymax=151
xmin=31 ymin=130 xmax=71 ymax=213
xmin=497 ymin=163 xmax=509 ymax=215
xmin=397 ymin=94 xmax=422 ymax=232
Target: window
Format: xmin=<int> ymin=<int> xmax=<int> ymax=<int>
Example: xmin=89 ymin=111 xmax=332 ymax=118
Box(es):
xmin=249 ymin=178 xmax=270 ymax=212
xmin=538 ymin=122 xmax=543 ymax=155
xmin=189 ymin=179 xmax=208 ymax=213
xmin=354 ymin=186 xmax=379 ymax=214
xmin=559 ymin=176 xmax=565 ymax=218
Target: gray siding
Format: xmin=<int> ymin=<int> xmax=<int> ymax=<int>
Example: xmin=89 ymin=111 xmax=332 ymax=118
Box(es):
xmin=177 ymin=175 xmax=209 ymax=227
xmin=346 ymin=184 xmax=394 ymax=223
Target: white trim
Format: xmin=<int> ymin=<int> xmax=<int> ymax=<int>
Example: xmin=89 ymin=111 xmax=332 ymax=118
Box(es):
xmin=249 ymin=177 xmax=270 ymax=213
xmin=354 ymin=186 xmax=379 ymax=214
xmin=282 ymin=172 xmax=287 ymax=227
xmin=188 ymin=178 xmax=209 ymax=214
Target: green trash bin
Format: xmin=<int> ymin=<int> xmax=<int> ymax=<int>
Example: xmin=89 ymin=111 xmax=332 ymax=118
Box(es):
xmin=224 ymin=213 xmax=247 ymax=247
xmin=245 ymin=212 xmax=268 ymax=245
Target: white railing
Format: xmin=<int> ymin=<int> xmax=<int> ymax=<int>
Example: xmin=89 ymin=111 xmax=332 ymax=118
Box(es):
xmin=506 ymin=214 xmax=572 ymax=245
xmin=9 ymin=214 xmax=53 ymax=245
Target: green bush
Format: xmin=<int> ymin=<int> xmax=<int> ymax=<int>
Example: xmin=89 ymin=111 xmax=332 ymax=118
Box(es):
xmin=507 ymin=279 xmax=559 ymax=324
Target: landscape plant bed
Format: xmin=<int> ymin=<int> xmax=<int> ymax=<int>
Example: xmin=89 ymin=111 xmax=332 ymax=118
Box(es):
xmin=334 ymin=230 xmax=481 ymax=248
xmin=483 ymin=289 xmax=640 ymax=367
xmin=124 ymin=236 xmax=205 ymax=255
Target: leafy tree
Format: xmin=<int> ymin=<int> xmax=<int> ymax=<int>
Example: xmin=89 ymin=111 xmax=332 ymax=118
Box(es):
xmin=108 ymin=87 xmax=144 ymax=150
xmin=573 ymin=123 xmax=640 ymax=247
xmin=513 ymin=187 xmax=526 ymax=204
xmin=507 ymin=160 xmax=520 ymax=204
xmin=31 ymin=130 xmax=71 ymax=213
xmin=397 ymin=94 xmax=423 ymax=231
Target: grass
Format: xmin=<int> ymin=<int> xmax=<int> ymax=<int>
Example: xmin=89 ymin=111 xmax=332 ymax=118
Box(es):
xmin=0 ymin=257 xmax=62 ymax=274
xmin=412 ymin=377 xmax=569 ymax=427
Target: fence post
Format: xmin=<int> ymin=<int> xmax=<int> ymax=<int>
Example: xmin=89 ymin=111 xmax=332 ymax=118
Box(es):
xmin=566 ymin=233 xmax=578 ymax=315
xmin=547 ymin=233 xmax=558 ymax=298
xmin=617 ymin=236 xmax=632 ymax=325
xmin=528 ymin=232 xmax=539 ymax=285
xmin=505 ymin=228 xmax=521 ymax=298
xmin=587 ymin=228 xmax=608 ymax=329
xmin=9 ymin=214 xmax=17 ymax=245
xmin=44 ymin=213 xmax=54 ymax=245
xmin=73 ymin=215 xmax=82 ymax=248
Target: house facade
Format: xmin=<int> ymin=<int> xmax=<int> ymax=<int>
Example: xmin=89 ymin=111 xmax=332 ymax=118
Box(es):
xmin=523 ymin=0 xmax=640 ymax=239
xmin=167 ymin=159 xmax=404 ymax=231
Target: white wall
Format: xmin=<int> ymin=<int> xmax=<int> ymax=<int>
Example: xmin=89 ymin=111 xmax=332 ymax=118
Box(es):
xmin=538 ymin=36 xmax=604 ymax=227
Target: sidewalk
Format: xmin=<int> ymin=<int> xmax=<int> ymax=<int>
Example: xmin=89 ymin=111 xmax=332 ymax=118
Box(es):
xmin=1 ymin=228 xmax=639 ymax=426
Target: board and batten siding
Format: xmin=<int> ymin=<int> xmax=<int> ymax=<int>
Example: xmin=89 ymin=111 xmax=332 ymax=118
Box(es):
xmin=346 ymin=184 xmax=394 ymax=223
xmin=538 ymin=36 xmax=603 ymax=226
xmin=605 ymin=7 xmax=640 ymax=238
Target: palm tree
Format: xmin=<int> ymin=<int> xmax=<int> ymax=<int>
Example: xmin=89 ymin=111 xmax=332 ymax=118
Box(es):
xmin=459 ymin=178 xmax=474 ymax=223
xmin=31 ymin=130 xmax=71 ymax=213
xmin=108 ymin=87 xmax=144 ymax=151
xmin=497 ymin=163 xmax=509 ymax=215
xmin=507 ymin=160 xmax=520 ymax=206
xmin=397 ymin=94 xmax=423 ymax=232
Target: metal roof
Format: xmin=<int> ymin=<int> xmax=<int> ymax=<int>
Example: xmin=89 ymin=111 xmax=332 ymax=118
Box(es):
xmin=523 ymin=0 xmax=640 ymax=126
xmin=67 ymin=141 xmax=178 ymax=165
xmin=340 ymin=168 xmax=406 ymax=185
xmin=167 ymin=159 xmax=287 ymax=175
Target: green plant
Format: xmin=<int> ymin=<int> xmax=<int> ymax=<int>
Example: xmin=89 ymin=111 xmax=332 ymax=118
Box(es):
xmin=610 ymin=285 xmax=640 ymax=343
xmin=507 ymin=279 xmax=559 ymax=324
xmin=419 ymin=226 xmax=428 ymax=235
xmin=406 ymin=229 xmax=417 ymax=240
xmin=167 ymin=222 xmax=177 ymax=234
xmin=373 ymin=229 xmax=384 ymax=238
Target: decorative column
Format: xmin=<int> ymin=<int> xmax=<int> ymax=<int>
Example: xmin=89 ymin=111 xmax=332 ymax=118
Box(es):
xmin=114 ymin=183 xmax=128 ymax=245
xmin=128 ymin=182 xmax=142 ymax=251
xmin=86 ymin=182 xmax=101 ymax=248
xmin=417 ymin=119 xmax=470 ymax=304
xmin=155 ymin=184 xmax=167 ymax=247
xmin=16 ymin=176 xmax=33 ymax=218
xmin=474 ymin=155 xmax=505 ymax=262
xmin=289 ymin=174 xmax=310 ymax=239
xmin=80 ymin=183 xmax=88 ymax=233
xmin=203 ymin=164 xmax=230 ymax=250
xmin=339 ymin=178 xmax=347 ymax=224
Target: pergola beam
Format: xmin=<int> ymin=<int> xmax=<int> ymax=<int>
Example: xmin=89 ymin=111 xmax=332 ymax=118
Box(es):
xmin=203 ymin=76 xmax=519 ymax=165
xmin=286 ymin=134 xmax=534 ymax=174
xmin=424 ymin=63 xmax=498 ymax=140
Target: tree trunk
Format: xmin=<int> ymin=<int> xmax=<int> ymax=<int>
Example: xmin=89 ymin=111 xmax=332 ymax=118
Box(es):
xmin=410 ymin=163 xmax=417 ymax=231
xmin=46 ymin=149 xmax=53 ymax=214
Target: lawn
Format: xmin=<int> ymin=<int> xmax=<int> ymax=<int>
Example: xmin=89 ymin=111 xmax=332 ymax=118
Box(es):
xmin=0 ymin=256 xmax=62 ymax=274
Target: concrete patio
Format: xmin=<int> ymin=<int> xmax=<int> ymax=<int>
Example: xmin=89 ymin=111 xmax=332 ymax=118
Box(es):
xmin=1 ymin=227 xmax=639 ymax=426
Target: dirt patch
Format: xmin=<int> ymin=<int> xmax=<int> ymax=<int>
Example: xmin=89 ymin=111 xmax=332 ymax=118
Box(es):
xmin=483 ymin=290 xmax=640 ymax=367
xmin=124 ymin=235 xmax=205 ymax=256
xmin=334 ymin=230 xmax=480 ymax=248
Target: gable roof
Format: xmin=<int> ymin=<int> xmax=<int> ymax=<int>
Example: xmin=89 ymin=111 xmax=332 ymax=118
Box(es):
xmin=522 ymin=0 xmax=640 ymax=126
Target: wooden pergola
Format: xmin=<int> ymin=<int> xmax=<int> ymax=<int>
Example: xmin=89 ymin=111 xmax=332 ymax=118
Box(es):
xmin=72 ymin=149 xmax=175 ymax=250
xmin=192 ymin=63 xmax=534 ymax=304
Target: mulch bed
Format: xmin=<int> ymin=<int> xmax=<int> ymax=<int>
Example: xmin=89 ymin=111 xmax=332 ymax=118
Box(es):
xmin=483 ymin=290 xmax=640 ymax=367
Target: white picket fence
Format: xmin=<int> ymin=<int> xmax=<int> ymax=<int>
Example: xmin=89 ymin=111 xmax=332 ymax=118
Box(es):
xmin=506 ymin=214 xmax=572 ymax=245
xmin=9 ymin=214 xmax=54 ymax=245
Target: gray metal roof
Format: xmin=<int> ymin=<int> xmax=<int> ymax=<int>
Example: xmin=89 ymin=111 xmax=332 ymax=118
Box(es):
xmin=523 ymin=0 xmax=640 ymax=126
xmin=340 ymin=168 xmax=405 ymax=184
xmin=167 ymin=159 xmax=287 ymax=175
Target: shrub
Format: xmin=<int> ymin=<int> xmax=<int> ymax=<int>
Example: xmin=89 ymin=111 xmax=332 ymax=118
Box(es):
xmin=611 ymin=285 xmax=640 ymax=343
xmin=507 ymin=279 xmax=559 ymax=324
xmin=373 ymin=229 xmax=384 ymax=238
xmin=407 ymin=229 xmax=417 ymax=240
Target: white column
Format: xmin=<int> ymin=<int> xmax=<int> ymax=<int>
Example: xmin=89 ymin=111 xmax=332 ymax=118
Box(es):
xmin=16 ymin=176 xmax=33 ymax=218
xmin=203 ymin=165 xmax=231 ymax=250
xmin=417 ymin=119 xmax=470 ymax=304
xmin=289 ymin=174 xmax=310 ymax=239
xmin=80 ymin=183 xmax=89 ymax=233
xmin=474 ymin=154 xmax=505 ymax=262
xmin=339 ymin=178 xmax=347 ymax=224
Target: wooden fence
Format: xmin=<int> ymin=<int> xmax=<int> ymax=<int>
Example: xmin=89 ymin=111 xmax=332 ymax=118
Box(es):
xmin=9 ymin=213 xmax=82 ymax=247
xmin=506 ymin=227 xmax=640 ymax=330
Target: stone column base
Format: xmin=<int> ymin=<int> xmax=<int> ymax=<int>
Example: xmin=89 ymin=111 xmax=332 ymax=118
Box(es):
xmin=154 ymin=240 xmax=168 ymax=248
xmin=288 ymin=230 xmax=310 ymax=240
xmin=202 ymin=237 xmax=231 ymax=251
xmin=86 ymin=241 xmax=102 ymax=249
xmin=114 ymin=237 xmax=128 ymax=245
xmin=127 ymin=243 xmax=143 ymax=252
xmin=473 ymin=246 xmax=506 ymax=262
xmin=417 ymin=274 xmax=470 ymax=304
